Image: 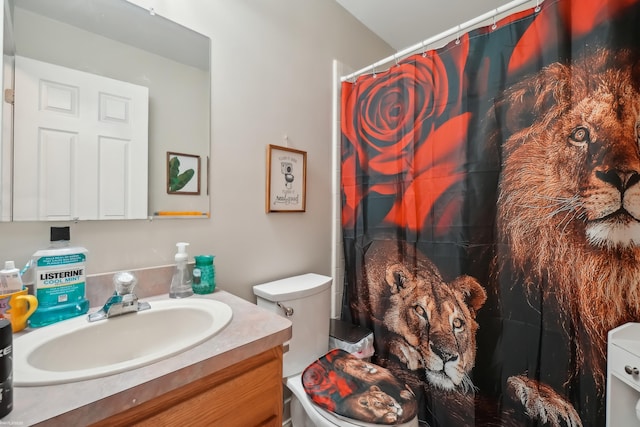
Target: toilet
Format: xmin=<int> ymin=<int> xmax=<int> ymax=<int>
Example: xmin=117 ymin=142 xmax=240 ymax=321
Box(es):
xmin=253 ymin=273 xmax=418 ymax=427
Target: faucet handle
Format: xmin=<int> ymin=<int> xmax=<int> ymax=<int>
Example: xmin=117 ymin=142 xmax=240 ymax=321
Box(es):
xmin=87 ymin=271 xmax=149 ymax=322
xmin=113 ymin=271 xmax=137 ymax=295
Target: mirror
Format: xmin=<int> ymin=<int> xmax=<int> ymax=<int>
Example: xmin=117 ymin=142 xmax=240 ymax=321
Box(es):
xmin=2 ymin=0 xmax=210 ymax=221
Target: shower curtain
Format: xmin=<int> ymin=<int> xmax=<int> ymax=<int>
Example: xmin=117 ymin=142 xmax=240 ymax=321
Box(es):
xmin=340 ymin=0 xmax=640 ymax=425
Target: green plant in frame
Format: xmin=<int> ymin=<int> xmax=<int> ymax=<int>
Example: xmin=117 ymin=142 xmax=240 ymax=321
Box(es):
xmin=168 ymin=156 xmax=195 ymax=192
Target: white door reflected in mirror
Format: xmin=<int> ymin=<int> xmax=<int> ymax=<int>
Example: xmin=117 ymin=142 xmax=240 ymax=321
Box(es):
xmin=13 ymin=56 xmax=149 ymax=221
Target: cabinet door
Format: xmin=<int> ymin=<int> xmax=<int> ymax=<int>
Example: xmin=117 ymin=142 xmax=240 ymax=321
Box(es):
xmin=92 ymin=346 xmax=284 ymax=427
xmin=13 ymin=55 xmax=148 ymax=221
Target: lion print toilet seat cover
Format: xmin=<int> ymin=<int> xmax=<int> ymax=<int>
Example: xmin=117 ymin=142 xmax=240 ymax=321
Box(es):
xmin=302 ymin=349 xmax=417 ymax=425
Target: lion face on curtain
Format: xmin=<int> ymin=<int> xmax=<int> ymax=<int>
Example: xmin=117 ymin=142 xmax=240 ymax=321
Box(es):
xmin=495 ymin=47 xmax=640 ymax=392
xmin=354 ymin=240 xmax=486 ymax=393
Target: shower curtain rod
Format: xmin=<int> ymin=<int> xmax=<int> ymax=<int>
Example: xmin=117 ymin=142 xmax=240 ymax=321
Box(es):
xmin=341 ymin=0 xmax=541 ymax=82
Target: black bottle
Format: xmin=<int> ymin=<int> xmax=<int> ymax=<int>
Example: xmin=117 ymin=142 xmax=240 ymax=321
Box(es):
xmin=0 ymin=319 xmax=12 ymax=418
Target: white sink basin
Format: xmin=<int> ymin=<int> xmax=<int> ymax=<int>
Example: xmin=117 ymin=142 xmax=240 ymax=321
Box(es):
xmin=13 ymin=298 xmax=232 ymax=386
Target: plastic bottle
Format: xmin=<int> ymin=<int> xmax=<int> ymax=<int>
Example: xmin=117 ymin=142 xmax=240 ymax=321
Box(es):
xmin=26 ymin=226 xmax=90 ymax=328
xmin=169 ymin=242 xmax=193 ymax=298
xmin=0 ymin=261 xmax=24 ymax=294
xmin=192 ymin=255 xmax=215 ymax=294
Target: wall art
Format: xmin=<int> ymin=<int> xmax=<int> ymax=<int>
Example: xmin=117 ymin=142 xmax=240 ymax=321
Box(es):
xmin=167 ymin=152 xmax=200 ymax=195
xmin=266 ymin=145 xmax=306 ymax=212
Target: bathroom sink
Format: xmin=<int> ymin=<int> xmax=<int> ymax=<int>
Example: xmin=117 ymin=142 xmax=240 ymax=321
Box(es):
xmin=13 ymin=298 xmax=233 ymax=386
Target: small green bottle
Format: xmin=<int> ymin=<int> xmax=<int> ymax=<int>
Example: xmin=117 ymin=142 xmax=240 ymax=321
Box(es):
xmin=192 ymin=255 xmax=215 ymax=294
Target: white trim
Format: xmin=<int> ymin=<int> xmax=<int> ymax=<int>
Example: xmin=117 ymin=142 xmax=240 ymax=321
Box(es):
xmin=331 ymin=59 xmax=353 ymax=319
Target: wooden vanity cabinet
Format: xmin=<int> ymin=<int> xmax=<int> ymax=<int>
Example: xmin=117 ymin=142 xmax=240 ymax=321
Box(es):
xmin=91 ymin=346 xmax=283 ymax=427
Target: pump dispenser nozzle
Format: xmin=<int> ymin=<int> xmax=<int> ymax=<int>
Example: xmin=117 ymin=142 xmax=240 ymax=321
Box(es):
xmin=169 ymin=242 xmax=193 ymax=298
xmin=175 ymin=242 xmax=188 ymax=261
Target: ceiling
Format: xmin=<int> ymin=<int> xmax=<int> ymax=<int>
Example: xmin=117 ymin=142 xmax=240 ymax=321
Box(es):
xmin=14 ymin=0 xmax=209 ymax=70
xmin=335 ymin=0 xmax=536 ymax=51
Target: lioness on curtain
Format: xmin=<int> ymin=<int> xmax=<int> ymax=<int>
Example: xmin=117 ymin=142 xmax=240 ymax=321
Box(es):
xmin=340 ymin=0 xmax=640 ymax=425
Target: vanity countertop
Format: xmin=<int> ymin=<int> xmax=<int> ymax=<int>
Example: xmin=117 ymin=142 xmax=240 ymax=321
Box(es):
xmin=3 ymin=290 xmax=292 ymax=426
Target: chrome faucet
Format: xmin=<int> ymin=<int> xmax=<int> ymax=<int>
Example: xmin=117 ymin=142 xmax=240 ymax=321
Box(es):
xmin=88 ymin=271 xmax=150 ymax=322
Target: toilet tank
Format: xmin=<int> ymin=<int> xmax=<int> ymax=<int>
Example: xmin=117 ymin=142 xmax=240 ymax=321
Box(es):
xmin=253 ymin=273 xmax=332 ymax=378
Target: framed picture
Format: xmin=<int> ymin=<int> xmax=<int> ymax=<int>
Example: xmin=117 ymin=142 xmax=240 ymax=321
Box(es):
xmin=266 ymin=145 xmax=307 ymax=212
xmin=167 ymin=152 xmax=201 ymax=195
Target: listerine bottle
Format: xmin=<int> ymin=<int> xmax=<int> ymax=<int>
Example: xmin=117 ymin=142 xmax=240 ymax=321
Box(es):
xmin=27 ymin=226 xmax=90 ymax=327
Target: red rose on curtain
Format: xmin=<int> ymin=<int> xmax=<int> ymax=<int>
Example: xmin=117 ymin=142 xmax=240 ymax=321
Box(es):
xmin=342 ymin=51 xmax=450 ymax=176
xmin=341 ymin=36 xmax=470 ymax=232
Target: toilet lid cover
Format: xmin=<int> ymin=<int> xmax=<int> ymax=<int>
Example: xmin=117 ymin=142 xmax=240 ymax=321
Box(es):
xmin=302 ymin=349 xmax=417 ymax=425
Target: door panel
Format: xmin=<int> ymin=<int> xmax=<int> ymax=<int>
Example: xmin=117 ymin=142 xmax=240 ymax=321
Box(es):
xmin=14 ymin=55 xmax=148 ymax=220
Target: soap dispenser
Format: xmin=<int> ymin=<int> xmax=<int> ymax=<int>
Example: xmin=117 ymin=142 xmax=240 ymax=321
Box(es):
xmin=170 ymin=242 xmax=193 ymax=298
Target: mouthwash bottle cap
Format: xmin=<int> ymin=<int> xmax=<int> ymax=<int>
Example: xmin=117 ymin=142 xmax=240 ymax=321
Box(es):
xmin=175 ymin=242 xmax=189 ymax=262
xmin=3 ymin=261 xmax=16 ymax=270
xmin=51 ymin=226 xmax=70 ymax=242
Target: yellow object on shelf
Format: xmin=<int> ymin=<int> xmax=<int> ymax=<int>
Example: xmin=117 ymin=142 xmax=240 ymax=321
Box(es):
xmin=154 ymin=211 xmax=209 ymax=217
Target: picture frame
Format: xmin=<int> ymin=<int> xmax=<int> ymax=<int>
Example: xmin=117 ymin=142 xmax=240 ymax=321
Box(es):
xmin=166 ymin=152 xmax=201 ymax=195
xmin=266 ymin=145 xmax=307 ymax=212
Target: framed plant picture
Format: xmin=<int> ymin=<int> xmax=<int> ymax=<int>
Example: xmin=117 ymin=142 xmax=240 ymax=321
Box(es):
xmin=266 ymin=145 xmax=307 ymax=212
xmin=167 ymin=152 xmax=200 ymax=195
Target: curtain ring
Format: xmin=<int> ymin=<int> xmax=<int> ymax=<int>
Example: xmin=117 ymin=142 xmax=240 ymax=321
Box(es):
xmin=395 ymin=56 xmax=400 ymax=67
xmin=535 ymin=0 xmax=541 ymax=12
xmin=372 ymin=65 xmax=377 ymax=79
xmin=492 ymin=12 xmax=498 ymax=30
xmin=421 ymin=41 xmax=428 ymax=57
xmin=455 ymin=25 xmax=461 ymax=45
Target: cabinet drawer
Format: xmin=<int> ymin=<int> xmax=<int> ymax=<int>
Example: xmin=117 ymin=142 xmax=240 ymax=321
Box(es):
xmin=609 ymin=344 xmax=640 ymax=391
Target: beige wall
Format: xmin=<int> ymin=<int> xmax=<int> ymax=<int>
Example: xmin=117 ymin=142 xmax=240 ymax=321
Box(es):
xmin=0 ymin=0 xmax=393 ymax=303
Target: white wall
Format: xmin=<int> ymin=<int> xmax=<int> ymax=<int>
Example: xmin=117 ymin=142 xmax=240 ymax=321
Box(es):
xmin=0 ymin=0 xmax=393 ymax=303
